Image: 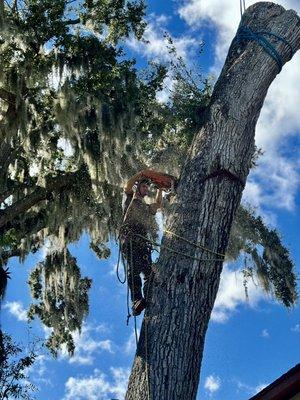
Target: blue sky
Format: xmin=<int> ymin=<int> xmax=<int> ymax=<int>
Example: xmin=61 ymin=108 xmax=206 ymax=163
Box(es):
xmin=2 ymin=1 xmax=300 ymax=399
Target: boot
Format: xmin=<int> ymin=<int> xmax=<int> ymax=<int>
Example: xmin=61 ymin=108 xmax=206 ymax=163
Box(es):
xmin=132 ymin=298 xmax=146 ymax=316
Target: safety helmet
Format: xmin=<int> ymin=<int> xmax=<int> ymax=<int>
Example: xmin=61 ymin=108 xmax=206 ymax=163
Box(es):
xmin=137 ymin=177 xmax=151 ymax=186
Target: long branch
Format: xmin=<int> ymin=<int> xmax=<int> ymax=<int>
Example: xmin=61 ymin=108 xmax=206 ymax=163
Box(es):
xmin=0 ymin=170 xmax=85 ymax=229
xmin=0 ymin=88 xmax=15 ymax=105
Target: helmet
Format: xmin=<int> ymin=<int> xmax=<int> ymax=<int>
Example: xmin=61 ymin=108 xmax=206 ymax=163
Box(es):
xmin=137 ymin=177 xmax=151 ymax=186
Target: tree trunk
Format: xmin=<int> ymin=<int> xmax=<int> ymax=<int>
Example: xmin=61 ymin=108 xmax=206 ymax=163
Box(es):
xmin=126 ymin=3 xmax=300 ymax=400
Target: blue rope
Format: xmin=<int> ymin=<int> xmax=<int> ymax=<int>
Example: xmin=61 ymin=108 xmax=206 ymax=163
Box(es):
xmin=236 ymin=26 xmax=294 ymax=73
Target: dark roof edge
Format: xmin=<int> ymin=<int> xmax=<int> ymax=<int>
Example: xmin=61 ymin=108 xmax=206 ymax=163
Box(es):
xmin=249 ymin=364 xmax=300 ymax=400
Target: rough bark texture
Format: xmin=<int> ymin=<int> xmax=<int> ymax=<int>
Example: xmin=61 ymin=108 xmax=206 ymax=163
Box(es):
xmin=126 ymin=3 xmax=300 ymax=400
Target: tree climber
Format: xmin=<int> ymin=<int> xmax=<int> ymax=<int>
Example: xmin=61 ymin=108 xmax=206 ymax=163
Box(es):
xmin=120 ymin=170 xmax=169 ymax=316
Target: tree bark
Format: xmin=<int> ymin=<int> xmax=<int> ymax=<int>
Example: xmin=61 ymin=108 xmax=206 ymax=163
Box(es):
xmin=126 ymin=3 xmax=300 ymax=400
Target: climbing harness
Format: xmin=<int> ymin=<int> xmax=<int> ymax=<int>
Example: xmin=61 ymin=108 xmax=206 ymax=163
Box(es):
xmin=116 ymin=228 xmax=225 ymax=340
xmin=116 ymin=228 xmax=225 ymax=314
xmin=235 ymin=26 xmax=294 ymax=73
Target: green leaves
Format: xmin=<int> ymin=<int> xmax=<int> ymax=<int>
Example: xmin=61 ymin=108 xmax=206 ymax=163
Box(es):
xmin=82 ymin=0 xmax=146 ymax=44
xmin=0 ymin=332 xmax=38 ymax=399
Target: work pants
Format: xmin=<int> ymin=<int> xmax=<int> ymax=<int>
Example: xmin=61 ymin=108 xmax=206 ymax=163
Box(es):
xmin=121 ymin=238 xmax=152 ymax=303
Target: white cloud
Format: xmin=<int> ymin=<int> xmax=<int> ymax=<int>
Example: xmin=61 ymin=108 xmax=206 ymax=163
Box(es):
xmin=261 ymin=329 xmax=270 ymax=338
xmin=255 ymin=383 xmax=268 ymax=394
xmin=59 ymin=323 xmax=115 ymax=365
xmin=178 ymin=0 xmax=300 ymax=215
xmin=204 ymin=375 xmax=221 ymax=394
xmin=93 ymin=322 xmax=111 ymax=334
xmin=123 ymin=329 xmax=138 ymax=356
xmin=179 ymin=1 xmax=300 ymax=66
xmin=127 ymin=17 xmax=197 ymax=63
xmin=211 ymin=265 xmax=266 ymax=323
xmin=236 ymin=379 xmax=268 ymax=396
xmin=3 ymin=301 xmax=28 ymax=322
xmin=63 ymin=367 xmax=130 ymax=400
xmin=291 ymin=323 xmax=300 ymax=332
xmin=26 ymin=354 xmax=53 ymax=387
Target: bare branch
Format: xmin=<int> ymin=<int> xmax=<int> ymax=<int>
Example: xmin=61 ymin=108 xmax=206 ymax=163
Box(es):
xmin=63 ymin=18 xmax=80 ymax=25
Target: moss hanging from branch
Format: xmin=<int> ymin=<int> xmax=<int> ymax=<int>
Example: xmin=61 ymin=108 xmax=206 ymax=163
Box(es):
xmin=28 ymin=249 xmax=92 ymax=356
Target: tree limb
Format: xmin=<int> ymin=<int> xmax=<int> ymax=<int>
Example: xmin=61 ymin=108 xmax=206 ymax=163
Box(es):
xmin=63 ymin=18 xmax=80 ymax=25
xmin=0 ymin=170 xmax=87 ymax=229
xmin=0 ymin=88 xmax=16 ymax=105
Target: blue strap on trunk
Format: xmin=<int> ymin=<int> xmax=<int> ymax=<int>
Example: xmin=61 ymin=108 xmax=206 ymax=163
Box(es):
xmin=235 ymin=26 xmax=293 ymax=73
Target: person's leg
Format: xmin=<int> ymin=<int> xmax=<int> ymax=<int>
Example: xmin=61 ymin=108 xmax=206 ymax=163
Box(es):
xmin=121 ymin=239 xmax=143 ymax=303
xmin=141 ymin=243 xmax=153 ymax=302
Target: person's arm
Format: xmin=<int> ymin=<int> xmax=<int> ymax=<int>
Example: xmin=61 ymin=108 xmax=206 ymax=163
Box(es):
xmin=124 ymin=171 xmax=144 ymax=194
xmin=149 ymin=188 xmax=163 ymax=214
xmin=123 ymin=169 xmax=159 ymax=194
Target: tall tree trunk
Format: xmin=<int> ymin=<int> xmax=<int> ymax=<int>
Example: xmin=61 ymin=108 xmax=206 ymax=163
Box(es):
xmin=126 ymin=3 xmax=300 ymax=400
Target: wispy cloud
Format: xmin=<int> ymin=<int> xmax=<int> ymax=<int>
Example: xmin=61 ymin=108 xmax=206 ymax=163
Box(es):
xmin=123 ymin=329 xmax=139 ymax=356
xmin=59 ymin=323 xmax=114 ymax=365
xmin=178 ymin=0 xmax=300 ymax=217
xmin=291 ymin=323 xmax=300 ymax=332
xmin=204 ymin=375 xmax=221 ymax=394
xmin=3 ymin=301 xmax=28 ymax=322
xmin=127 ymin=14 xmax=198 ymax=63
xmin=126 ymin=12 xmax=201 ymax=104
xmin=235 ymin=379 xmax=268 ymax=396
xmin=26 ymin=354 xmax=53 ymax=387
xmin=261 ymin=329 xmax=270 ymax=339
xmin=212 ymin=265 xmax=266 ymax=323
xmin=63 ymin=367 xmax=130 ymax=400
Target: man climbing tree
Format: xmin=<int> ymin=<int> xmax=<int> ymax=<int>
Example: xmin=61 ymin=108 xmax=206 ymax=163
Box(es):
xmin=0 ymin=0 xmax=298 ymax=396
xmin=125 ymin=3 xmax=300 ymax=399
xmin=121 ymin=170 xmax=175 ymax=316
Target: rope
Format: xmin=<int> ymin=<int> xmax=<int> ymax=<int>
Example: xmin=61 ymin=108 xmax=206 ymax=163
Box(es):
xmin=200 ymin=168 xmax=245 ymax=187
xmin=144 ymin=269 xmax=155 ymax=400
xmin=117 ymin=227 xmax=225 ymax=400
xmin=118 ymin=229 xmax=225 ymax=399
xmin=116 ymin=243 xmax=126 ymax=284
xmin=235 ymin=26 xmax=294 ymax=73
xmin=165 ymin=230 xmax=225 ymax=258
xmin=239 ymin=0 xmax=246 ymax=18
xmin=132 ymin=233 xmax=224 ymax=263
xmin=130 ymin=238 xmax=139 ymax=346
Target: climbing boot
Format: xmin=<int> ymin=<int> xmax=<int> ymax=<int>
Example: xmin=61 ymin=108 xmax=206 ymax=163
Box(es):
xmin=132 ymin=298 xmax=146 ymax=316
